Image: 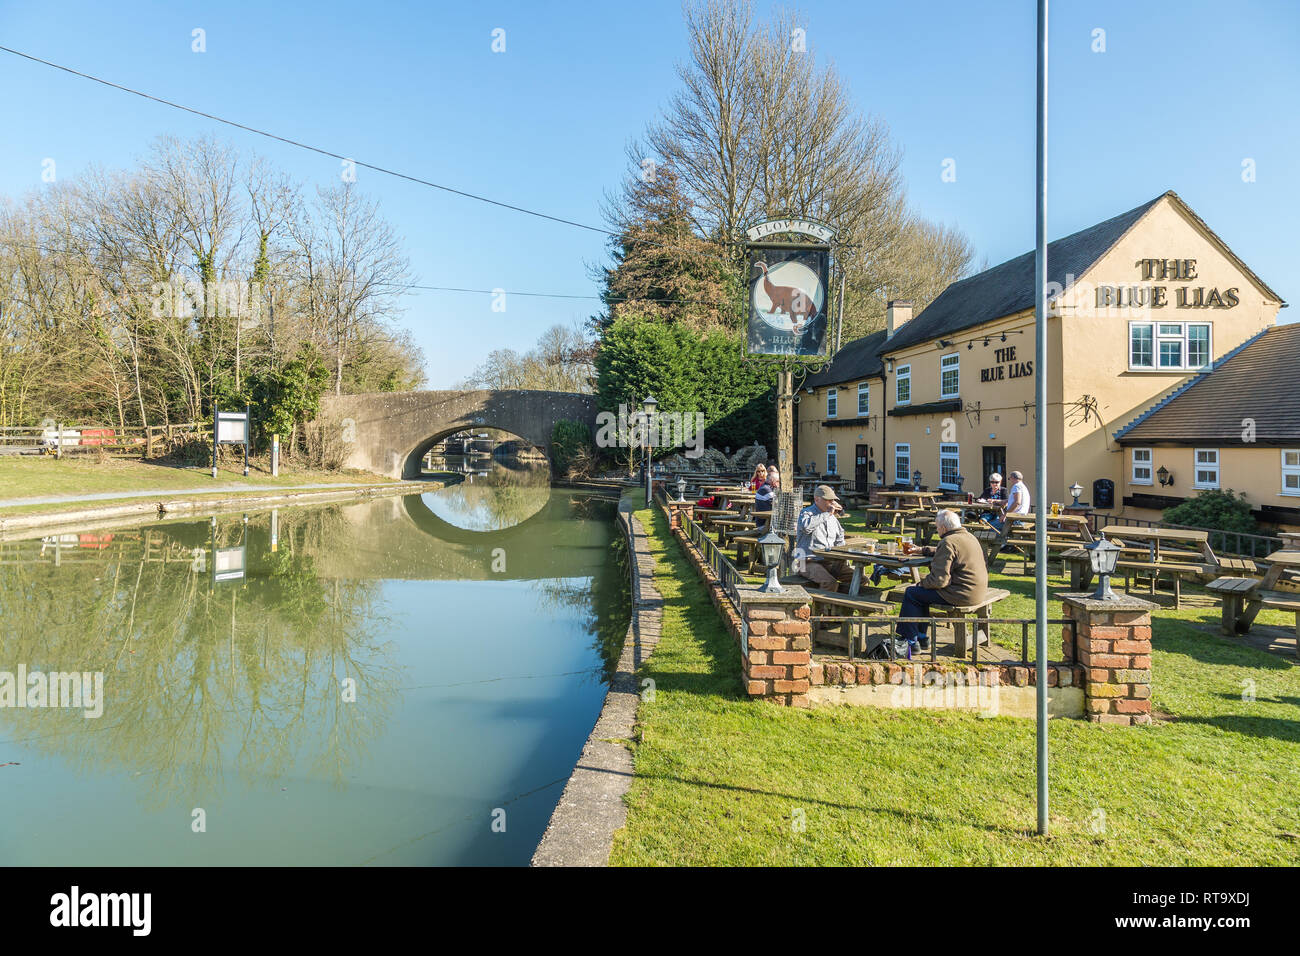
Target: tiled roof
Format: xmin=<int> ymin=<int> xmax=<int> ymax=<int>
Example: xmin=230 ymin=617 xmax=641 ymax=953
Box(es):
xmin=880 ymin=194 xmax=1167 ymax=354
xmin=1114 ymin=323 xmax=1300 ymax=445
xmin=803 ymin=329 xmax=887 ymax=388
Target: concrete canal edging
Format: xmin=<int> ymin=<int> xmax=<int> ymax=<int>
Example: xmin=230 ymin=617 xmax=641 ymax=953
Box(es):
xmin=531 ymin=496 xmax=662 ymax=867
xmin=0 ymin=480 xmax=433 ymax=540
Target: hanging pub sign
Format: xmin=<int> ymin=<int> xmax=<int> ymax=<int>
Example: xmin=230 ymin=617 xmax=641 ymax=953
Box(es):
xmin=745 ymin=243 xmax=831 ymax=359
xmin=212 ymin=405 xmax=251 ymax=478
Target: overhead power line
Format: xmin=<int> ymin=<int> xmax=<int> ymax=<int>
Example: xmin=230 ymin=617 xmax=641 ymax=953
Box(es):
xmin=0 ymin=44 xmax=616 ymax=238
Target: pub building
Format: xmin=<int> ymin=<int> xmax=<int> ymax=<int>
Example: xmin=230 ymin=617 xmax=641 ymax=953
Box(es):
xmin=796 ymin=191 xmax=1298 ymax=530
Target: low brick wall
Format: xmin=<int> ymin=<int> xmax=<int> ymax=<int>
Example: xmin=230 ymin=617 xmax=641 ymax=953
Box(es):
xmin=811 ymin=659 xmax=1082 ymax=689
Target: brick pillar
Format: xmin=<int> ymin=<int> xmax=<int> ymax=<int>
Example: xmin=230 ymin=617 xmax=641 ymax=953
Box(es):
xmin=664 ymin=500 xmax=695 ymax=530
xmin=1059 ymin=592 xmax=1157 ymax=726
xmin=737 ymin=584 xmax=812 ymax=708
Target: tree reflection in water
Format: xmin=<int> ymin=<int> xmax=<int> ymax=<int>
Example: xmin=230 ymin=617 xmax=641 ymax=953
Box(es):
xmin=0 ymin=508 xmax=398 ymax=808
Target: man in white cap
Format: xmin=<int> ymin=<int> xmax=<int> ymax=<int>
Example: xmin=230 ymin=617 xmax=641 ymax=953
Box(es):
xmin=792 ymin=484 xmax=851 ymax=590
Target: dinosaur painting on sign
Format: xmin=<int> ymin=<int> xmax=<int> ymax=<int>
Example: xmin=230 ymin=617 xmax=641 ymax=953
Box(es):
xmin=746 ymin=245 xmax=830 ymax=358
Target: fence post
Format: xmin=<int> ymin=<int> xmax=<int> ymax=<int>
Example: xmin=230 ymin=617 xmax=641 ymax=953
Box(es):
xmin=56 ymin=422 xmax=62 ymax=460
xmin=1059 ymin=592 xmax=1157 ymax=726
xmin=736 ymin=584 xmax=813 ymax=708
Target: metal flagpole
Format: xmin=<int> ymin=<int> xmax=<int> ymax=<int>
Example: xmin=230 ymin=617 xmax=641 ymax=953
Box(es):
xmin=1034 ymin=0 xmax=1050 ymax=836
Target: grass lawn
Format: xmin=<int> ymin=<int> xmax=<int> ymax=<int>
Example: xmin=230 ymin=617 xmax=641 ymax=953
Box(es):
xmin=608 ymin=504 xmax=1300 ymax=866
xmin=0 ymin=456 xmax=396 ymax=516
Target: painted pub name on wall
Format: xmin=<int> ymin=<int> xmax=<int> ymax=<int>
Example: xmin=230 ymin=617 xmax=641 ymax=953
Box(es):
xmin=1095 ymin=258 xmax=1240 ymax=309
xmin=980 ymin=345 xmax=1033 ymax=383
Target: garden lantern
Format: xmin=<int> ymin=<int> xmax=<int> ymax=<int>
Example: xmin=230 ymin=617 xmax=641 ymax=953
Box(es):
xmin=1069 ymin=481 xmax=1083 ymax=506
xmin=1087 ymin=533 xmax=1123 ymax=601
xmin=642 ymin=394 xmax=657 ymax=506
xmin=912 ymin=469 xmax=922 ymax=491
xmin=757 ymin=530 xmax=786 ymax=593
xmin=676 ymin=477 xmax=687 ymax=503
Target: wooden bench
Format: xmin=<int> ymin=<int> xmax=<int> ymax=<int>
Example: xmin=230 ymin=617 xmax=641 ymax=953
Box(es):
xmin=1208 ymin=576 xmax=1300 ymax=654
xmin=1062 ymin=547 xmax=1209 ymax=609
xmin=864 ymin=507 xmax=907 ymax=530
xmin=805 ymin=588 xmax=895 ymax=657
xmin=929 ymin=588 xmax=1012 ymax=661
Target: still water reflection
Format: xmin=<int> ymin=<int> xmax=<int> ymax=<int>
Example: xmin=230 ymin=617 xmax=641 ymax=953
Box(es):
xmin=0 ymin=467 xmax=628 ymax=865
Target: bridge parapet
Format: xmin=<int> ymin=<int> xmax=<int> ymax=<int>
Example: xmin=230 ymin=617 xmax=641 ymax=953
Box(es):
xmin=319 ymin=389 xmax=598 ymax=479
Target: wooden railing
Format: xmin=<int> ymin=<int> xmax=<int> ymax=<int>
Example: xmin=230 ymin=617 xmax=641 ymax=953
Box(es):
xmin=0 ymin=423 xmax=211 ymax=458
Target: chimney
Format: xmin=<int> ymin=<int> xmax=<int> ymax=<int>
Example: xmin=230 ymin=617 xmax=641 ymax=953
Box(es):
xmin=885 ymin=300 xmax=913 ymax=339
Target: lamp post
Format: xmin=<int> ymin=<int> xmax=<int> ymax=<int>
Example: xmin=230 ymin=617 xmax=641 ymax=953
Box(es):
xmin=757 ymin=529 xmax=786 ymax=593
xmin=1069 ymin=481 xmax=1083 ymax=506
xmin=1087 ymin=533 xmax=1123 ymax=601
xmin=642 ymin=394 xmax=657 ymax=506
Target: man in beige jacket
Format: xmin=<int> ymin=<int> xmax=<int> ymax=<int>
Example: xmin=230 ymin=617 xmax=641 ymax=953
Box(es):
xmin=895 ymin=509 xmax=988 ymax=657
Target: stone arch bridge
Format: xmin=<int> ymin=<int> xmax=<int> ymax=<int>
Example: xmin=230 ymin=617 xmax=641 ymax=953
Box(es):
xmin=319 ymin=390 xmax=598 ymax=479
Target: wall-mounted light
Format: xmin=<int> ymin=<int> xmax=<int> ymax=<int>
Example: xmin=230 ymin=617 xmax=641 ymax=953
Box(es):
xmin=885 ymin=358 xmax=894 ymax=372
xmin=912 ymin=469 xmax=922 ymax=490
xmin=1157 ymin=466 xmax=1173 ymax=487
xmin=1000 ymin=332 xmax=1007 ymax=343
xmin=983 ymin=337 xmax=990 ymax=347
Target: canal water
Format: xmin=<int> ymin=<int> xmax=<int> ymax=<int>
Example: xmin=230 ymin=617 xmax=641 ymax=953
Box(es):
xmin=0 ymin=458 xmax=629 ymax=865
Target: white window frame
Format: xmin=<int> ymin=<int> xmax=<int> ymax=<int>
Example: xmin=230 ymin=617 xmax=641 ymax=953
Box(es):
xmin=1193 ymin=448 xmax=1220 ymax=489
xmin=1282 ymin=449 xmax=1300 ymax=497
xmin=857 ymin=382 xmax=869 ymax=416
xmin=939 ymin=443 xmax=960 ymax=490
xmin=826 ymin=443 xmax=838 ymax=475
xmin=826 ymin=387 xmax=837 ymax=418
xmin=894 ymin=443 xmax=911 ymax=486
xmin=896 ymin=364 xmax=911 ymax=406
xmin=1128 ymin=321 xmax=1212 ymax=371
xmin=1131 ymin=448 xmax=1153 ymax=486
xmin=940 ymin=353 xmax=960 ymax=398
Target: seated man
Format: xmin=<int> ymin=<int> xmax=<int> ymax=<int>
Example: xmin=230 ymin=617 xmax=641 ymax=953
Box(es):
xmin=988 ymin=469 xmax=1031 ymax=532
xmin=791 ymin=484 xmax=853 ymax=591
xmin=894 ymin=509 xmax=988 ymax=657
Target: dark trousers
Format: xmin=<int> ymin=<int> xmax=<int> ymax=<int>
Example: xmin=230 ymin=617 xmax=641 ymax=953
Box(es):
xmin=898 ymin=585 xmax=945 ymax=644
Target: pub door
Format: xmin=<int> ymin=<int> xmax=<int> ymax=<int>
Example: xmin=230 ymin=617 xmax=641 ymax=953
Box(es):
xmin=855 ymin=444 xmax=873 ymax=491
xmin=981 ymin=446 xmax=1006 ymax=490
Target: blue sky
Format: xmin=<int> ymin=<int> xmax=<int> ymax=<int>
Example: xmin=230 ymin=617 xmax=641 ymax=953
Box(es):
xmin=1 ymin=0 xmax=1296 ymax=386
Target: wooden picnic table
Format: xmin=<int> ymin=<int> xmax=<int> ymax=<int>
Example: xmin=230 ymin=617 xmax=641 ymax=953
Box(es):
xmin=881 ymin=490 xmax=940 ymax=510
xmin=813 ymin=545 xmax=932 ymax=597
xmin=1207 ymin=550 xmax=1300 ymax=653
xmin=712 ymin=517 xmax=756 ymax=545
xmin=1100 ymin=525 xmax=1214 ymax=563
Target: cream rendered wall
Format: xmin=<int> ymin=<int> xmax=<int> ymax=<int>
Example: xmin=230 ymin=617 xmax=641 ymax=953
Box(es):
xmin=796 ymin=377 xmax=883 ymax=476
xmin=879 ymin=311 xmax=1061 ymax=496
xmin=1119 ymin=444 xmax=1300 ymax=530
xmin=1057 ymin=195 xmax=1282 ymax=512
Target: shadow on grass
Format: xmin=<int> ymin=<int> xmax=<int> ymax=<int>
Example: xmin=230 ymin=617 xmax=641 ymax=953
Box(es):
xmin=1152 ymin=620 xmax=1295 ymax=672
xmin=1175 ymin=714 xmax=1300 ymax=743
xmin=633 ymin=771 xmax=1026 ymax=836
xmin=642 ymin=508 xmax=745 ymax=701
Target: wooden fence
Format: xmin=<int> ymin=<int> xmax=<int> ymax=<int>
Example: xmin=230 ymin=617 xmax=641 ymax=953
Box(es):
xmin=0 ymin=423 xmax=211 ymax=459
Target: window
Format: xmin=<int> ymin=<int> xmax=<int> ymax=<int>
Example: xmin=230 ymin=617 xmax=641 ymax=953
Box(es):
xmin=1131 ymin=448 xmax=1153 ymax=485
xmin=826 ymin=443 xmax=838 ymax=475
xmin=939 ymin=444 xmax=960 ymax=489
xmin=1187 ymin=324 xmax=1210 ymax=367
xmin=1194 ymin=449 xmax=1220 ymax=489
xmin=857 ymin=383 xmax=869 ymax=416
xmin=894 ymin=443 xmax=911 ymax=485
xmin=896 ymin=364 xmax=911 ymax=405
xmin=940 ymin=354 xmax=959 ymax=398
xmin=1130 ymin=324 xmax=1154 ymax=368
xmin=826 ymin=388 xmax=837 ymax=418
xmin=1129 ymin=321 xmax=1212 ymax=371
xmin=1283 ymin=450 xmax=1300 ymax=496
